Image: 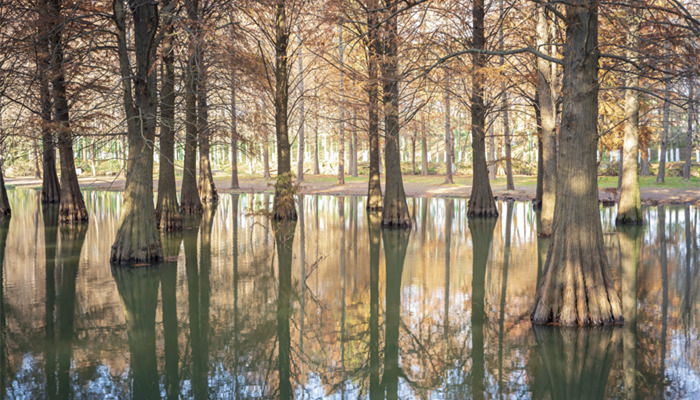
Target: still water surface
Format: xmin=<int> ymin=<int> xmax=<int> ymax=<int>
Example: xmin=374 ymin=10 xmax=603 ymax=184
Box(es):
xmin=0 ymin=189 xmax=698 ymax=399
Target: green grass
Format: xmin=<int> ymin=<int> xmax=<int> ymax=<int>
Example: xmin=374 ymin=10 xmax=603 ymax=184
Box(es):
xmin=597 ymin=175 xmax=700 ymax=189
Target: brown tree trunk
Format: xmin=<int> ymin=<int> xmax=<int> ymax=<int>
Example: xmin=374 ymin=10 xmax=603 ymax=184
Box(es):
xmin=411 ymin=136 xmax=416 ymax=175
xmin=297 ymin=35 xmax=305 ymax=183
xmin=39 ymin=32 xmax=60 ymax=204
xmin=616 ymin=2 xmax=642 ymax=225
xmin=657 ymin=58 xmax=672 ymax=183
xmin=0 ymin=164 xmax=9 ymax=216
xmin=180 ymin=0 xmax=203 ymax=215
xmin=640 ymin=149 xmax=651 ymax=176
xmin=531 ymin=0 xmax=623 ymax=326
xmin=500 ymin=0 xmax=514 ymax=191
xmin=197 ymin=62 xmax=218 ymax=205
xmin=272 ymin=0 xmax=297 ymax=220
xmin=468 ymin=0 xmax=498 ymax=218
xmin=366 ymin=0 xmax=382 ymax=211
xmin=48 ymin=0 xmax=87 ymax=224
xmin=444 ymin=79 xmax=454 ymax=184
xmin=351 ymin=110 xmax=358 ymax=177
xmin=337 ymin=26 xmax=346 ymax=185
xmin=110 ymin=0 xmax=163 ymax=265
xmin=421 ymin=114 xmax=428 ymax=175
xmin=313 ymin=103 xmax=320 ymax=175
xmin=230 ymin=72 xmax=240 ymax=189
xmin=263 ymin=133 xmax=271 ymax=178
xmin=380 ymin=3 xmax=410 ymax=227
xmin=537 ymin=0 xmax=556 ymax=235
xmin=156 ymin=0 xmax=182 ymax=231
xmin=534 ymin=100 xmax=543 ymax=209
xmin=684 ymin=78 xmax=694 ymax=180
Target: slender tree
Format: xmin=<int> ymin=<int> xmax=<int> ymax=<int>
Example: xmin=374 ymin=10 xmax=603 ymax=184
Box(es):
xmin=297 ymin=33 xmax=306 ymax=183
xmin=684 ymin=77 xmax=695 ymax=180
xmin=531 ymin=0 xmax=623 ymax=326
xmin=110 ymin=0 xmax=163 ymax=264
xmin=338 ymin=25 xmax=346 ymax=185
xmin=444 ymin=77 xmax=454 ymax=184
xmin=366 ymin=0 xmax=382 ymax=210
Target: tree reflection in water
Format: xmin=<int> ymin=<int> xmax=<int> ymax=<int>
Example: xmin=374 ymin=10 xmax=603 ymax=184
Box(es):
xmin=160 ymin=231 xmax=182 ymax=400
xmin=0 ymin=215 xmax=10 ymax=398
xmin=274 ymin=218 xmax=296 ymax=400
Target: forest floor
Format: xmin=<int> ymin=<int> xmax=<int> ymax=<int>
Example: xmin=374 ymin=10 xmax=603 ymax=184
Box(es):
xmin=6 ymin=173 xmax=700 ymax=205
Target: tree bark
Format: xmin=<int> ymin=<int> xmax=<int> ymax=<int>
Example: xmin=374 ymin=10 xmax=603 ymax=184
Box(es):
xmin=537 ymin=0 xmax=556 ymax=235
xmin=366 ymin=0 xmax=382 ymax=211
xmin=421 ymin=113 xmax=428 ymax=175
xmin=351 ymin=110 xmax=358 ymax=177
xmin=411 ymin=136 xmax=416 ymax=175
xmin=380 ymin=3 xmax=411 ymax=227
xmin=500 ymin=0 xmax=514 ymax=190
xmin=156 ymin=0 xmax=182 ymax=231
xmin=313 ymin=102 xmax=320 ymax=175
xmin=657 ymin=53 xmax=672 ymax=183
xmin=230 ymin=71 xmax=239 ymax=189
xmin=39 ymin=23 xmax=60 ymax=204
xmin=297 ymin=34 xmax=305 ymax=183
xmin=531 ymin=0 xmax=623 ymax=326
xmin=616 ymin=2 xmax=643 ymax=225
xmin=338 ymin=26 xmax=346 ymax=185
xmin=180 ymin=0 xmax=204 ymax=215
xmin=0 ymin=163 xmax=9 ymax=216
xmin=468 ymin=0 xmax=498 ymax=218
xmin=48 ymin=0 xmax=87 ymax=224
xmin=272 ymin=0 xmax=297 ymax=220
xmin=684 ymin=78 xmax=694 ymax=180
xmin=197 ymin=62 xmax=218 ymax=205
xmin=110 ymin=0 xmax=163 ymax=264
xmin=444 ymin=78 xmax=454 ymax=184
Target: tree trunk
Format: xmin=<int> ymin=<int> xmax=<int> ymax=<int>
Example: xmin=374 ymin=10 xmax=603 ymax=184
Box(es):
xmin=444 ymin=79 xmax=454 ymax=184
xmin=110 ymin=0 xmax=163 ymax=265
xmin=156 ymin=0 xmax=182 ymax=231
xmin=39 ymin=26 xmax=60 ymax=204
xmin=197 ymin=62 xmax=218 ymax=205
xmin=382 ymin=228 xmax=410 ymax=400
xmin=230 ymin=70 xmax=240 ymax=189
xmin=531 ymin=0 xmax=623 ymax=326
xmin=500 ymin=0 xmax=514 ymax=191
xmin=33 ymin=139 xmax=42 ymax=179
xmin=0 ymin=164 xmax=9 ymax=216
xmin=263 ymin=133 xmax=271 ymax=178
xmin=180 ymin=0 xmax=203 ymax=215
xmin=468 ymin=0 xmax=498 ymax=218
xmin=640 ymin=149 xmax=651 ymax=176
xmin=338 ymin=26 xmax=346 ymax=185
xmin=380 ymin=4 xmax=410 ymax=227
xmin=657 ymin=57 xmax=672 ymax=183
xmin=297 ymin=35 xmax=305 ymax=183
xmin=684 ymin=78 xmax=694 ymax=180
xmin=351 ymin=110 xmax=358 ymax=177
xmin=48 ymin=0 xmax=87 ymax=224
xmin=313 ymin=104 xmax=320 ymax=175
xmin=411 ymin=136 xmax=416 ymax=175
xmin=272 ymin=0 xmax=297 ymax=220
xmin=616 ymin=3 xmax=643 ymax=225
xmin=421 ymin=114 xmax=428 ymax=175
xmin=366 ymin=0 xmax=382 ymax=211
xmin=537 ymin=0 xmax=556 ymax=235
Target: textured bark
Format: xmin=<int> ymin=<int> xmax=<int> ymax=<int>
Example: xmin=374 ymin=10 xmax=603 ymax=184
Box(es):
xmin=657 ymin=60 xmax=672 ymax=183
xmin=640 ymin=150 xmax=651 ymax=176
xmin=272 ymin=0 xmax=297 ymax=220
xmin=350 ymin=111 xmax=358 ymax=177
xmin=338 ymin=26 xmax=346 ymax=186
xmin=380 ymin=4 xmax=410 ymax=227
xmin=684 ymin=79 xmax=694 ymax=180
xmin=180 ymin=0 xmax=203 ymax=215
xmin=537 ymin=0 xmax=556 ymax=235
xmin=616 ymin=3 xmax=643 ymax=226
xmin=297 ymin=35 xmax=305 ymax=183
xmin=531 ymin=0 xmax=623 ymax=326
xmin=198 ymin=63 xmax=218 ymax=205
xmin=533 ymin=326 xmax=620 ymax=399
xmin=468 ymin=217 xmax=497 ymax=400
xmin=48 ymin=0 xmax=87 ymax=224
xmin=0 ymin=165 xmax=9 ymax=216
xmin=274 ymin=219 xmax=296 ymax=400
xmin=112 ymin=267 xmax=160 ymax=400
xmin=230 ymin=81 xmax=239 ymax=189
xmin=421 ymin=114 xmax=428 ymax=175
xmin=444 ymin=80 xmax=454 ymax=184
xmin=37 ymin=11 xmax=60 ymax=204
xmin=110 ymin=0 xmax=163 ymax=265
xmin=156 ymin=0 xmax=182 ymax=232
xmin=468 ymin=0 xmax=498 ymax=218
xmin=366 ymin=0 xmax=383 ymax=211
xmin=382 ymin=228 xmax=410 ymax=400
xmin=499 ymin=0 xmax=513 ymax=191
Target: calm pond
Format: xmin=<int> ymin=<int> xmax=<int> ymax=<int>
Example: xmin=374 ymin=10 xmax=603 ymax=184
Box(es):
xmin=0 ymin=189 xmax=698 ymax=399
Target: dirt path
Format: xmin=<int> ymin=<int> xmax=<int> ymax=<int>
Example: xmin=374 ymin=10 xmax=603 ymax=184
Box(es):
xmin=6 ymin=174 xmax=699 ymax=206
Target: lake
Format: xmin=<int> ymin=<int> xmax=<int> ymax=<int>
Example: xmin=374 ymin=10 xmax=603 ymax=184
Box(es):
xmin=0 ymin=189 xmax=698 ymax=399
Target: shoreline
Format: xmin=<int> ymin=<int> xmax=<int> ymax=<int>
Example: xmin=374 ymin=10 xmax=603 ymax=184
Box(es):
xmin=6 ymin=174 xmax=699 ymax=206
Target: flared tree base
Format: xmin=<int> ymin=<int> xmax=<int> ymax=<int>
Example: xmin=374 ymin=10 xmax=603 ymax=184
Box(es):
xmin=110 ymin=212 xmax=164 ymax=265
xmin=531 ymin=233 xmax=624 ymax=326
xmin=180 ymin=201 xmax=203 ymax=216
xmin=157 ymin=207 xmax=183 ymax=232
xmin=272 ymin=173 xmax=298 ymax=221
xmin=381 ymin=201 xmax=411 ymax=228
xmin=468 ymin=191 xmax=498 ymax=218
xmin=58 ymin=201 xmax=88 ymax=224
xmin=615 ymin=212 xmax=643 ymax=226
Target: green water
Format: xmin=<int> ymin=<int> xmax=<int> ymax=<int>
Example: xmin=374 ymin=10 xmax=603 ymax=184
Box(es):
xmin=0 ymin=189 xmax=698 ymax=399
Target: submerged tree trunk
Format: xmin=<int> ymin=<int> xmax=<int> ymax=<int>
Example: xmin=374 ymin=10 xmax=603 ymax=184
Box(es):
xmin=49 ymin=0 xmax=87 ymax=224
xmin=444 ymin=79 xmax=454 ymax=184
xmin=616 ymin=2 xmax=643 ymax=225
xmin=366 ymin=0 xmax=382 ymax=211
xmin=180 ymin=0 xmax=204 ymax=215
xmin=110 ymin=0 xmax=163 ymax=265
xmin=531 ymin=0 xmax=623 ymax=326
xmin=272 ymin=0 xmax=297 ymax=220
xmin=197 ymin=63 xmax=218 ymax=205
xmin=468 ymin=0 xmax=498 ymax=218
xmin=536 ymin=0 xmax=556 ymax=235
xmin=156 ymin=0 xmax=182 ymax=231
xmin=380 ymin=4 xmax=410 ymax=227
